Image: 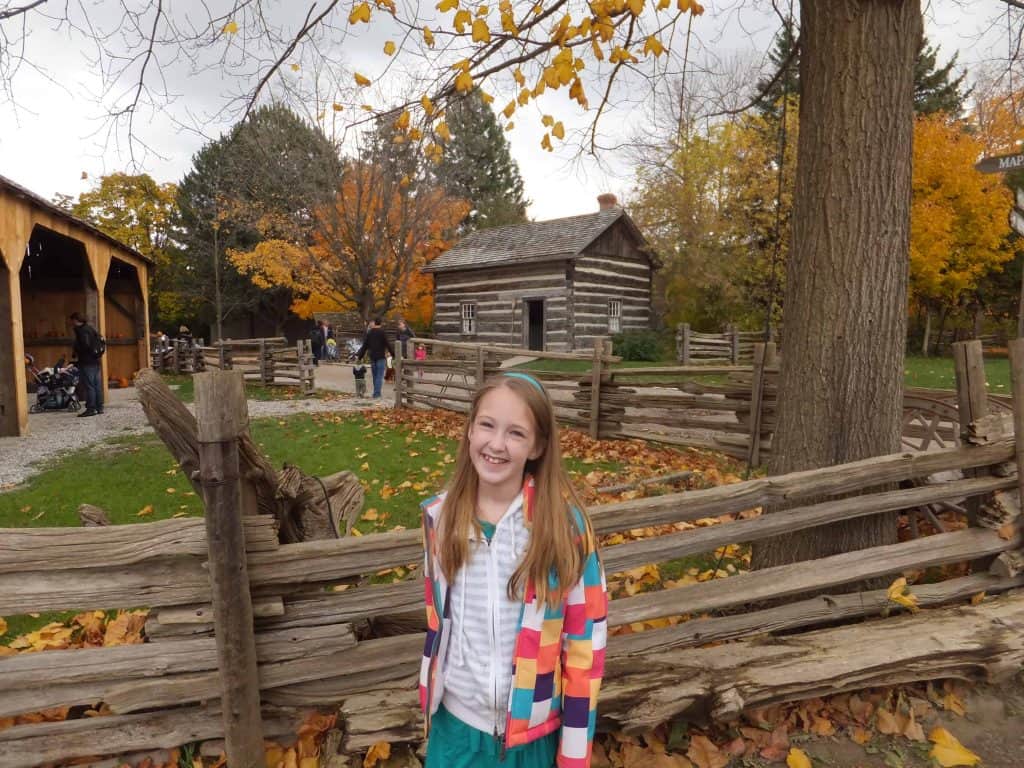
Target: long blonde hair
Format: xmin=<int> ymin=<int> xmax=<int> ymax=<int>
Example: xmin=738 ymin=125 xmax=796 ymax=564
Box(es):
xmin=438 ymin=374 xmax=591 ymax=607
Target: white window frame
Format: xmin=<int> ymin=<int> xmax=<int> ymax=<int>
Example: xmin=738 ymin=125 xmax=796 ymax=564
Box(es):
xmin=608 ymin=299 xmax=622 ymax=334
xmin=461 ymin=302 xmax=477 ymax=335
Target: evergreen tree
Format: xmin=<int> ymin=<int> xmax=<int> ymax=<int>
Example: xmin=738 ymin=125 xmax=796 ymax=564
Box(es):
xmin=914 ymin=37 xmax=968 ymax=116
xmin=755 ymin=19 xmax=799 ymax=120
xmin=173 ymin=105 xmax=342 ymax=337
xmin=434 ymin=89 xmax=528 ymax=231
xmin=756 ymin=28 xmax=966 ymax=119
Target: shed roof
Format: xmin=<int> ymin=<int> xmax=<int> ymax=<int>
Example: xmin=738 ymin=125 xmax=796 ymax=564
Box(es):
xmin=0 ymin=174 xmax=154 ymax=265
xmin=423 ymin=208 xmax=651 ymax=273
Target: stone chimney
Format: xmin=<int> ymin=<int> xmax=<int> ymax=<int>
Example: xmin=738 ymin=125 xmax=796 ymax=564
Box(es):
xmin=597 ymin=193 xmax=619 ymax=212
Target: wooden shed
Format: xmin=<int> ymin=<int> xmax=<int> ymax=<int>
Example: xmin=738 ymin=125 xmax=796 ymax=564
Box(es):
xmin=423 ymin=194 xmax=656 ymax=352
xmin=0 ymin=174 xmax=152 ymax=437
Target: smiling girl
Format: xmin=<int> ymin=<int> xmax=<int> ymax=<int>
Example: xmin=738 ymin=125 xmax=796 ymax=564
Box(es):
xmin=419 ymin=372 xmax=608 ymax=767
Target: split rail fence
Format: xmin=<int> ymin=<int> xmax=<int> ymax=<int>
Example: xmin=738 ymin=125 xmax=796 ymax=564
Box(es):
xmin=2 ymin=341 xmax=1024 ymax=766
xmin=150 ymin=337 xmax=315 ymax=394
xmin=675 ymin=323 xmax=768 ymax=365
xmin=395 ymin=338 xmax=1006 ymax=466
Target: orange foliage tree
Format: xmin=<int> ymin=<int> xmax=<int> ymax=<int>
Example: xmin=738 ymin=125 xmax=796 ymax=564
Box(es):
xmin=910 ymin=112 xmax=1013 ymax=354
xmin=230 ymin=160 xmax=468 ymax=327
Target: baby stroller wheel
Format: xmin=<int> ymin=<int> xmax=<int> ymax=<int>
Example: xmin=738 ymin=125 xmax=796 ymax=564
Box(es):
xmin=29 ymin=403 xmax=42 ymax=414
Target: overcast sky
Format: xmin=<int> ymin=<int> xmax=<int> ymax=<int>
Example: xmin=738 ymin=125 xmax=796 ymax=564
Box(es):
xmin=0 ymin=1 xmax=1013 ymax=221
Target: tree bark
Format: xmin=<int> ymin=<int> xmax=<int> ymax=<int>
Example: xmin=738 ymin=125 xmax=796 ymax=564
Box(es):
xmin=752 ymin=0 xmax=922 ymax=569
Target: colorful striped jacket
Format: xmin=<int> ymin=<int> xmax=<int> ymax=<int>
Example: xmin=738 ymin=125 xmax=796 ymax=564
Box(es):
xmin=419 ymin=476 xmax=609 ymax=767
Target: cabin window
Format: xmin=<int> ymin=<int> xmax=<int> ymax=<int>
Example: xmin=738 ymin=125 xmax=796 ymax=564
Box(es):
xmin=608 ymin=299 xmax=622 ymax=334
xmin=461 ymin=302 xmax=477 ymax=335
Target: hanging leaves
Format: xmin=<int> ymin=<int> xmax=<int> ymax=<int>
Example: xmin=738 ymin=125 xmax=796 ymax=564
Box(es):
xmin=383 ymin=40 xmax=397 ymax=55
xmin=222 ymin=20 xmax=239 ymax=34
xmin=354 ymin=72 xmax=372 ymax=87
xmin=349 ymin=2 xmax=372 ymax=23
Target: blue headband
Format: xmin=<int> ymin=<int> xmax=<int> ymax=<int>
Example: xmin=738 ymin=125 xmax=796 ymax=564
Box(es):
xmin=502 ymin=372 xmax=544 ymax=392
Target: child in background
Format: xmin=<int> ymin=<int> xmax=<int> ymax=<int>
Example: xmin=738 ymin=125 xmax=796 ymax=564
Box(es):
xmin=352 ymin=361 xmax=367 ymax=398
xmin=414 ymin=343 xmax=426 ymax=380
xmin=419 ymin=372 xmax=607 ymax=767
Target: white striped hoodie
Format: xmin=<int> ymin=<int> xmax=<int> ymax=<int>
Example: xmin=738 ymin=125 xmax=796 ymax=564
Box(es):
xmin=440 ymin=491 xmax=530 ymax=738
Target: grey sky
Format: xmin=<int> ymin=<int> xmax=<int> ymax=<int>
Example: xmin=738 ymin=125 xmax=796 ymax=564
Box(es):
xmin=0 ymin=1 xmax=1011 ymax=221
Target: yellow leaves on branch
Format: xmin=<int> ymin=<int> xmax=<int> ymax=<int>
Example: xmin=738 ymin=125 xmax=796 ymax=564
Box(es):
xmin=349 ymin=2 xmax=372 ymax=24
xmin=434 ymin=121 xmax=452 ymax=142
xmin=423 ymin=26 xmax=436 ymax=46
xmin=471 ymin=18 xmax=491 ymax=42
xmin=437 ymin=0 xmax=458 ymax=10
xmin=453 ymin=8 xmax=472 ymax=32
xmin=222 ymin=20 xmax=239 ymax=34
xmin=354 ymin=72 xmax=372 ymax=87
xmin=644 ymin=35 xmax=665 ymax=57
xmin=383 ymin=40 xmax=396 ymax=55
xmin=929 ymin=727 xmax=981 ymax=767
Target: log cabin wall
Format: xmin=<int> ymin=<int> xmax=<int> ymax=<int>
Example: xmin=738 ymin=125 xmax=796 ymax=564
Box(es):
xmin=0 ymin=176 xmax=152 ymax=436
xmin=572 ymin=220 xmax=653 ymax=349
xmin=433 ymin=260 xmax=571 ymax=351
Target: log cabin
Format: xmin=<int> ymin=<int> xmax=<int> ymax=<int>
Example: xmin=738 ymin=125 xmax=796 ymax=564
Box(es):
xmin=0 ymin=174 xmax=152 ymax=437
xmin=423 ymin=194 xmax=656 ymax=352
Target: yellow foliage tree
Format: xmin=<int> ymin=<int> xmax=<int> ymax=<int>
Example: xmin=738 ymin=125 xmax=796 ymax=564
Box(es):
xmin=229 ymin=160 xmax=468 ymax=326
xmin=910 ymin=113 xmax=1013 ymax=353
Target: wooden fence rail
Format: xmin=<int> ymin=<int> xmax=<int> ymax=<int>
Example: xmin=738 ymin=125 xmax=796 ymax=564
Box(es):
xmin=151 ymin=338 xmax=315 ymax=394
xmin=3 ymin=342 xmax=1024 ymax=767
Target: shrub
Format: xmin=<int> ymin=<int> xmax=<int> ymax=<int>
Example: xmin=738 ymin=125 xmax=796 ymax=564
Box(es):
xmin=611 ymin=330 xmax=665 ymax=362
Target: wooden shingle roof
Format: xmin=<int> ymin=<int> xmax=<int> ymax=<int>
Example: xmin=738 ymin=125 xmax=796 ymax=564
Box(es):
xmin=424 ymin=208 xmax=648 ymax=273
xmin=0 ymin=174 xmax=154 ymax=265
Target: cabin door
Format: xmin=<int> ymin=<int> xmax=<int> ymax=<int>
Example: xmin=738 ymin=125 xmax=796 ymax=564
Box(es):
xmin=525 ymin=299 xmax=544 ymax=351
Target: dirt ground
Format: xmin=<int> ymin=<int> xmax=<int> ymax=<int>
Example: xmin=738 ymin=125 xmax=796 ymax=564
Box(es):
xmin=753 ymin=679 xmax=1024 ymax=768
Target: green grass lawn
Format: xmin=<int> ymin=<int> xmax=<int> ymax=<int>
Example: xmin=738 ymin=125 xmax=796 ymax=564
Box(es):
xmin=903 ymin=355 xmax=1010 ymax=393
xmin=160 ymin=374 xmax=330 ymax=403
xmin=518 ymin=355 xmax=1012 ymax=394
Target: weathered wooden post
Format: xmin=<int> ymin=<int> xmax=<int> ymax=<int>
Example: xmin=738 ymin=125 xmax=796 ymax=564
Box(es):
xmin=393 ymin=341 xmax=404 ymax=408
xmin=219 ymin=341 xmax=232 ymax=371
xmin=589 ymin=337 xmax=606 ymax=439
xmin=298 ymin=340 xmax=315 ymax=396
xmin=677 ymin=323 xmax=691 ymax=365
xmin=728 ymin=324 xmax=740 ymax=365
xmin=747 ymin=343 xmax=768 ymax=468
xmin=171 ymin=340 xmax=182 ymax=374
xmin=954 ymin=340 xmax=989 ymax=530
xmin=194 ymin=371 xmax=264 ymax=765
xmin=475 ymin=346 xmax=486 ymax=387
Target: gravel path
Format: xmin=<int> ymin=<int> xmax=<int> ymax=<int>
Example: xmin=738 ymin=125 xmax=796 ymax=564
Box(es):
xmin=0 ymin=386 xmax=386 ymax=488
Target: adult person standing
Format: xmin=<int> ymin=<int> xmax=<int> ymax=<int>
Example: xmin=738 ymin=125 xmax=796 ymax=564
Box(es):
xmin=396 ymin=318 xmax=415 ymax=360
xmin=70 ymin=312 xmax=104 ymax=417
xmin=310 ymin=322 xmax=324 ymax=366
xmin=356 ymin=318 xmax=395 ymax=398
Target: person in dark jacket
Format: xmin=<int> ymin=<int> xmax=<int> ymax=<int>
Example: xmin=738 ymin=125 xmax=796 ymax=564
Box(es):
xmin=356 ymin=318 xmax=395 ymax=398
xmin=70 ymin=312 xmax=103 ymax=417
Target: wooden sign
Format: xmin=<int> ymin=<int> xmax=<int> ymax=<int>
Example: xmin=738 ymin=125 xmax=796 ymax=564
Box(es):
xmin=975 ymin=152 xmax=1024 ymax=174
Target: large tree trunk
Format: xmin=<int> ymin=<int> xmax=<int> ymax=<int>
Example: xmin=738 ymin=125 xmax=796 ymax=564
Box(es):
xmin=752 ymin=0 xmax=921 ymax=570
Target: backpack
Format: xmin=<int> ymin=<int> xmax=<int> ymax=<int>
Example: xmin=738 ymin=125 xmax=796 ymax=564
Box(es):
xmin=89 ymin=327 xmax=106 ymax=358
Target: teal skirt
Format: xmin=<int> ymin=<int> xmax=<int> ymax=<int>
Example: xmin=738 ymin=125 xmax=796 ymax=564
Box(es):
xmin=425 ymin=704 xmax=558 ymax=767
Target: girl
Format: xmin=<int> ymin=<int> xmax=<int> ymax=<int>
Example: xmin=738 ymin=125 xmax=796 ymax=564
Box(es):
xmin=419 ymin=372 xmax=608 ymax=768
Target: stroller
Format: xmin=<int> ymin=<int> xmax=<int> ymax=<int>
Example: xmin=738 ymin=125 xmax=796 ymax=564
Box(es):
xmin=26 ymin=354 xmax=81 ymax=413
